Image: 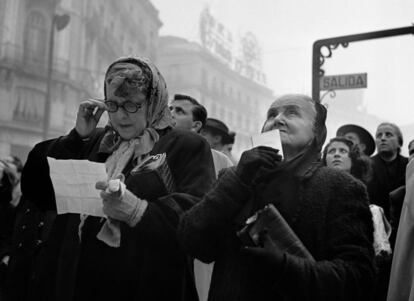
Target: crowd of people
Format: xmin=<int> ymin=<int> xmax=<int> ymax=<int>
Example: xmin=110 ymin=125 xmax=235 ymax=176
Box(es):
xmin=0 ymin=56 xmax=412 ymax=301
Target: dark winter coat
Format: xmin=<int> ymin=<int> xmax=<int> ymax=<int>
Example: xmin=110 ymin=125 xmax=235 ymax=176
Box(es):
xmin=367 ymin=153 xmax=408 ymax=301
xmin=0 ymin=163 xmax=18 ymax=291
xmin=0 ymin=164 xmax=16 ymax=259
xmin=367 ymin=154 xmax=408 ymax=219
xmin=179 ymin=165 xmax=376 ymax=301
xmin=6 ymin=127 xmax=215 ymax=301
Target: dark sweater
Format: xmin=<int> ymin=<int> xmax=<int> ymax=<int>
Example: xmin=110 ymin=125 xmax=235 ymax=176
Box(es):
xmin=179 ymin=166 xmax=376 ymax=301
xmin=367 ymin=154 xmax=408 ymax=219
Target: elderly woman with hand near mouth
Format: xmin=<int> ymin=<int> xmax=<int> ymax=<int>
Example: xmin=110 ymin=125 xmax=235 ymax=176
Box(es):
xmin=16 ymin=56 xmax=215 ymax=301
xmin=179 ymin=94 xmax=376 ymax=301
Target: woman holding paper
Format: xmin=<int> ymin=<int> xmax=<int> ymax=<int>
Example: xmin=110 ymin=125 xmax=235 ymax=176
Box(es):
xmin=179 ymin=94 xmax=376 ymax=301
xmin=11 ymin=57 xmax=215 ymax=301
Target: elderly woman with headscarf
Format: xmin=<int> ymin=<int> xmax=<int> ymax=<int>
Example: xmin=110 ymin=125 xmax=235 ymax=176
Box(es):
xmin=11 ymin=57 xmax=215 ymax=301
xmin=179 ymin=94 xmax=376 ymax=301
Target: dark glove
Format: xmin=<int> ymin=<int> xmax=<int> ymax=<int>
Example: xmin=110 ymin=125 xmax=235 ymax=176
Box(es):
xmin=241 ymin=231 xmax=285 ymax=280
xmin=375 ymin=250 xmax=392 ymax=268
xmin=236 ymin=146 xmax=282 ymax=185
xmin=242 ymin=231 xmax=284 ymax=264
xmin=0 ymin=261 xmax=7 ymax=287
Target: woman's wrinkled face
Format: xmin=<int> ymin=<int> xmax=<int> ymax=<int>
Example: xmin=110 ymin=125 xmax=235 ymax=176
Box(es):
xmin=325 ymin=141 xmax=352 ymax=173
xmin=105 ymin=63 xmax=149 ymax=140
xmin=262 ymin=97 xmax=316 ymax=159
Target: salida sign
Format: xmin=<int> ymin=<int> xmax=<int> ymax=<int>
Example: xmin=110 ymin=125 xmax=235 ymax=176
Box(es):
xmin=320 ymin=73 xmax=367 ymax=91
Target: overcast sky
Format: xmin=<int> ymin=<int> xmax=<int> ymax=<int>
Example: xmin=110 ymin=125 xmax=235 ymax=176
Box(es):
xmin=153 ymin=0 xmax=414 ymax=125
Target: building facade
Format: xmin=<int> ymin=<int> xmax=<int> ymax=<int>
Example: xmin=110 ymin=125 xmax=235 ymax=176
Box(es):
xmin=323 ymin=89 xmax=384 ymax=153
xmin=0 ymin=0 xmax=162 ymax=161
xmin=158 ymin=36 xmax=274 ymax=159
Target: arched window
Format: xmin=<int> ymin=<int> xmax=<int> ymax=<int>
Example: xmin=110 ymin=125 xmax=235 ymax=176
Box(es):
xmin=24 ymin=11 xmax=48 ymax=68
xmin=0 ymin=1 xmax=6 ymax=42
xmin=13 ymin=87 xmax=45 ymax=124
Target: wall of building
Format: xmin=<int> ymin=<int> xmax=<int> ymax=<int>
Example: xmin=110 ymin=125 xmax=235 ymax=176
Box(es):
xmin=158 ymin=36 xmax=275 ymax=159
xmin=0 ymin=0 xmax=162 ymax=162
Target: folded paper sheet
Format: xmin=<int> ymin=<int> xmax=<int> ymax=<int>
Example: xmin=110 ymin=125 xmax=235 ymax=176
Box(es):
xmin=47 ymin=157 xmax=107 ymax=217
xmin=250 ymin=129 xmax=283 ymax=158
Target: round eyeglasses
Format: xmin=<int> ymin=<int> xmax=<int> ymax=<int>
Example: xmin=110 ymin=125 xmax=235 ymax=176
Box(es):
xmin=104 ymin=101 xmax=143 ymax=113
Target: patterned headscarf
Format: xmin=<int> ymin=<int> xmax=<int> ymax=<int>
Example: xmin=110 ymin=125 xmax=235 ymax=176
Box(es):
xmin=99 ymin=56 xmax=173 ymax=155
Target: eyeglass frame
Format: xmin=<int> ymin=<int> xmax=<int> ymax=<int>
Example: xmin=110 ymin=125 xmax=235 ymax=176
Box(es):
xmin=104 ymin=100 xmax=144 ymax=113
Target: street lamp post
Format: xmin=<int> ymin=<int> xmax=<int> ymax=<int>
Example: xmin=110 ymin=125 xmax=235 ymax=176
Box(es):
xmin=42 ymin=12 xmax=70 ymax=140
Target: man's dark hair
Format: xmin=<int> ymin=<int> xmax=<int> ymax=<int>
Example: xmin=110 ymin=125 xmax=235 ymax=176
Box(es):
xmin=222 ymin=131 xmax=235 ymax=145
xmin=173 ymin=94 xmax=207 ymax=128
xmin=202 ymin=118 xmax=232 ymax=147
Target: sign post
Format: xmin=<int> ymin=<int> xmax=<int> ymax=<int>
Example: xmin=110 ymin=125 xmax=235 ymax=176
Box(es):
xmin=320 ymin=73 xmax=367 ymax=91
xmin=312 ymin=25 xmax=414 ymax=102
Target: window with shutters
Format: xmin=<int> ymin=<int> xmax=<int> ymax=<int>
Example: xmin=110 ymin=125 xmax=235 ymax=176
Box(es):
xmin=24 ymin=11 xmax=48 ymax=69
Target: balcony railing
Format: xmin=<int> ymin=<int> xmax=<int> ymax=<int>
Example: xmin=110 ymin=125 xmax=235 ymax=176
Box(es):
xmin=0 ymin=42 xmax=70 ymax=77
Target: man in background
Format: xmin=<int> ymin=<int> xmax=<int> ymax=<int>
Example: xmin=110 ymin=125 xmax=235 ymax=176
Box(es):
xmin=170 ymin=94 xmax=206 ymax=133
xmin=336 ymin=124 xmax=375 ymax=156
xmin=368 ymin=122 xmax=408 ymax=301
xmin=200 ymin=118 xmax=232 ymax=152
xmin=368 ymin=122 xmax=408 ymax=219
xmin=170 ymin=94 xmax=233 ymax=176
xmin=221 ymin=131 xmax=237 ymax=165
xmin=169 ymin=94 xmax=233 ymax=301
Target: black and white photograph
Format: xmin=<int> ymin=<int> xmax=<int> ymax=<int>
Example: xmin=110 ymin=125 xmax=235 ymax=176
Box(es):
xmin=0 ymin=0 xmax=413 ymax=300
